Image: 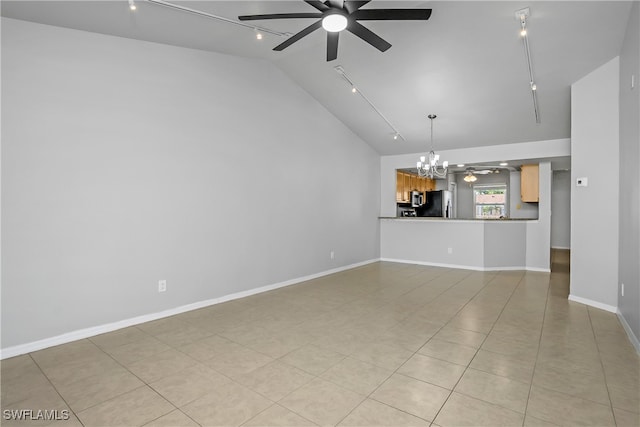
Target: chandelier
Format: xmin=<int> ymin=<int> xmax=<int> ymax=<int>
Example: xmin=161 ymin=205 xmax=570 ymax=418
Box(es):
xmin=417 ymin=114 xmax=448 ymax=178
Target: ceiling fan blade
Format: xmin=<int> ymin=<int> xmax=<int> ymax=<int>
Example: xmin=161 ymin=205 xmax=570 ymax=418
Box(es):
xmin=304 ymin=0 xmax=330 ymax=12
xmin=344 ymin=1 xmax=372 ymax=14
xmin=352 ymin=9 xmax=432 ymax=20
xmin=238 ymin=13 xmax=322 ymax=21
xmin=327 ymin=0 xmax=344 ymax=8
xmin=327 ymin=32 xmax=339 ymax=61
xmin=347 ymin=21 xmax=391 ymax=52
xmin=273 ymin=20 xmax=323 ymax=51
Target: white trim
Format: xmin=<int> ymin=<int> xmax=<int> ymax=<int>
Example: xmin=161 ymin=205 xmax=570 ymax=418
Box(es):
xmin=381 ymin=257 xmax=485 ymax=271
xmin=524 ymin=266 xmax=552 ymax=273
xmin=568 ymin=294 xmax=618 ymax=313
xmin=551 ymin=246 xmax=571 ymax=250
xmin=483 ymin=266 xmax=529 ymax=271
xmin=380 ymin=257 xmax=549 ymax=273
xmin=0 ymin=258 xmax=378 ymax=360
xmin=616 ymin=310 xmax=640 ymax=355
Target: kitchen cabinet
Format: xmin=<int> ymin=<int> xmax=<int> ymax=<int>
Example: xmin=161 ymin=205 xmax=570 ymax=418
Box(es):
xmin=396 ymin=171 xmax=404 ymax=202
xmin=425 ymin=178 xmax=436 ymax=191
xmin=418 ymin=177 xmax=426 ymax=193
xmin=396 ymin=171 xmax=437 ymax=202
xmin=521 ymin=164 xmax=539 ymax=202
xmin=410 ymin=175 xmax=418 ymax=193
xmin=403 ymin=173 xmax=412 ymax=201
xmin=396 ymin=171 xmax=411 ymax=202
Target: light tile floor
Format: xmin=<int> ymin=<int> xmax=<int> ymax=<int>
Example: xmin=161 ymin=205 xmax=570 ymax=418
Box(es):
xmin=2 ymin=250 xmax=639 ymax=426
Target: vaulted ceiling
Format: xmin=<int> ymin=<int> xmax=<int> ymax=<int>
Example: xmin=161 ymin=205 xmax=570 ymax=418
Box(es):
xmin=1 ymin=1 xmax=633 ymax=157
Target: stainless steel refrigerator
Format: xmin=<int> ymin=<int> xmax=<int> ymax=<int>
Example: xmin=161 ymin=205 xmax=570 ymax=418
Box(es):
xmin=417 ymin=190 xmax=453 ymax=218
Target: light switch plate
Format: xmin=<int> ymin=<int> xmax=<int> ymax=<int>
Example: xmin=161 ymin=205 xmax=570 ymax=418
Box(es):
xmin=576 ymin=177 xmax=588 ymax=187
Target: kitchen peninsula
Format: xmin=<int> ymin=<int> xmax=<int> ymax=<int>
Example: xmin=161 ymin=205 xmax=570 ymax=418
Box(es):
xmin=379 ymin=149 xmax=562 ymax=272
xmin=380 ymin=216 xmax=542 ymax=271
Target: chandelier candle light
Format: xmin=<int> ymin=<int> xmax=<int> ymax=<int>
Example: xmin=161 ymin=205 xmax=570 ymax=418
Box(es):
xmin=417 ymin=114 xmax=448 ymax=178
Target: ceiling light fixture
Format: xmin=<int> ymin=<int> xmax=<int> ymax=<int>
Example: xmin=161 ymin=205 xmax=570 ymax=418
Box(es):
xmin=128 ymin=0 xmax=137 ymax=11
xmin=145 ymin=0 xmax=286 ymax=37
xmin=334 ymin=65 xmax=405 ymax=142
xmin=516 ymin=7 xmax=540 ymax=124
xmin=417 ymin=115 xmax=448 ymax=178
xmin=254 ymin=28 xmax=263 ymax=40
xmin=464 ymin=171 xmax=478 ymax=183
xmin=322 ymin=12 xmax=348 ymax=32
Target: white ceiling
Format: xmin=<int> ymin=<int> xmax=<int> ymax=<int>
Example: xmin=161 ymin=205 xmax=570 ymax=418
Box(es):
xmin=1 ymin=1 xmax=633 ymax=160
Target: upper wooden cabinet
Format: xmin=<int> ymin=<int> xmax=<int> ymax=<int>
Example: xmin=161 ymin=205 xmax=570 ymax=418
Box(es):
xmin=520 ymin=164 xmax=539 ymax=202
xmin=425 ymin=178 xmax=436 ymax=192
xmin=396 ymin=171 xmax=404 ymax=202
xmin=396 ymin=171 xmax=437 ymax=202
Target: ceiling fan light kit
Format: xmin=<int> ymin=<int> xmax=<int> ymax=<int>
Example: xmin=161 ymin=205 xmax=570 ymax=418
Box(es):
xmin=322 ymin=11 xmax=348 ymax=32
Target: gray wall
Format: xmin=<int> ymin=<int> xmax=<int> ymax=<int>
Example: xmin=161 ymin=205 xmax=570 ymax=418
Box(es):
xmin=1 ymin=19 xmax=381 ymax=350
xmin=551 ymin=170 xmax=571 ymax=249
xmin=570 ymin=57 xmax=620 ymax=310
xmin=618 ymin=1 xmax=640 ymax=344
xmin=455 ymin=169 xmax=539 ymax=220
xmin=455 ymin=171 xmax=511 ymax=219
xmin=509 ymin=171 xmax=540 ymax=220
xmin=525 ymin=161 xmax=552 ymax=271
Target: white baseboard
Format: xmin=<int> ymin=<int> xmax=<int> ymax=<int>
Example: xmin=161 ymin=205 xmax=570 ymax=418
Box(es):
xmin=380 ymin=257 xmax=486 ymax=271
xmin=0 ymin=258 xmax=378 ymax=360
xmin=524 ymin=267 xmax=552 ymax=273
xmin=568 ymin=294 xmax=618 ymax=313
xmin=380 ymin=257 xmax=549 ymax=273
xmin=616 ymin=310 xmax=640 ymax=355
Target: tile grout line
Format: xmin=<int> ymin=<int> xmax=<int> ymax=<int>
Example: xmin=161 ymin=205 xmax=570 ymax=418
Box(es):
xmin=228 ymin=268 xmax=456 ymax=427
xmin=336 ymin=270 xmax=513 ymax=425
xmin=27 ymin=352 xmax=87 ymax=427
xmin=327 ymin=269 xmax=480 ymax=426
xmin=586 ymin=306 xmax=620 ymax=426
xmin=521 ymin=255 xmax=557 ymax=426
xmin=428 ymin=270 xmax=530 ymax=425
xmin=73 ymin=334 xmax=182 ymax=421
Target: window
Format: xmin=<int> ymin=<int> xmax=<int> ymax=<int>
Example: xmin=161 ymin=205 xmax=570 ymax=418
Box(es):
xmin=474 ymin=184 xmax=507 ymax=219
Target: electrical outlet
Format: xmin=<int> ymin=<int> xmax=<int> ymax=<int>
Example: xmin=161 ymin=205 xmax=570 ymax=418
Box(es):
xmin=330 ymin=251 xmax=335 ymax=260
xmin=158 ymin=280 xmax=167 ymax=293
xmin=448 ymin=247 xmax=453 ymax=254
xmin=621 ymin=283 xmax=625 ymax=297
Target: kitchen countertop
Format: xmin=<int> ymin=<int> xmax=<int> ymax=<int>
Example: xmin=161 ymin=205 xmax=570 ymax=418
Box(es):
xmin=379 ymin=217 xmax=538 ymax=221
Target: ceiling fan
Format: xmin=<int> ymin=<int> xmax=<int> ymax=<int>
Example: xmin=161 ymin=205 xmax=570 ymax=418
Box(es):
xmin=238 ymin=0 xmax=432 ymax=61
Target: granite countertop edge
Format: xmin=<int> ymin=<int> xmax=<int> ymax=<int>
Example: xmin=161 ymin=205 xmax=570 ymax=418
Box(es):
xmin=379 ymin=217 xmax=539 ymax=222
